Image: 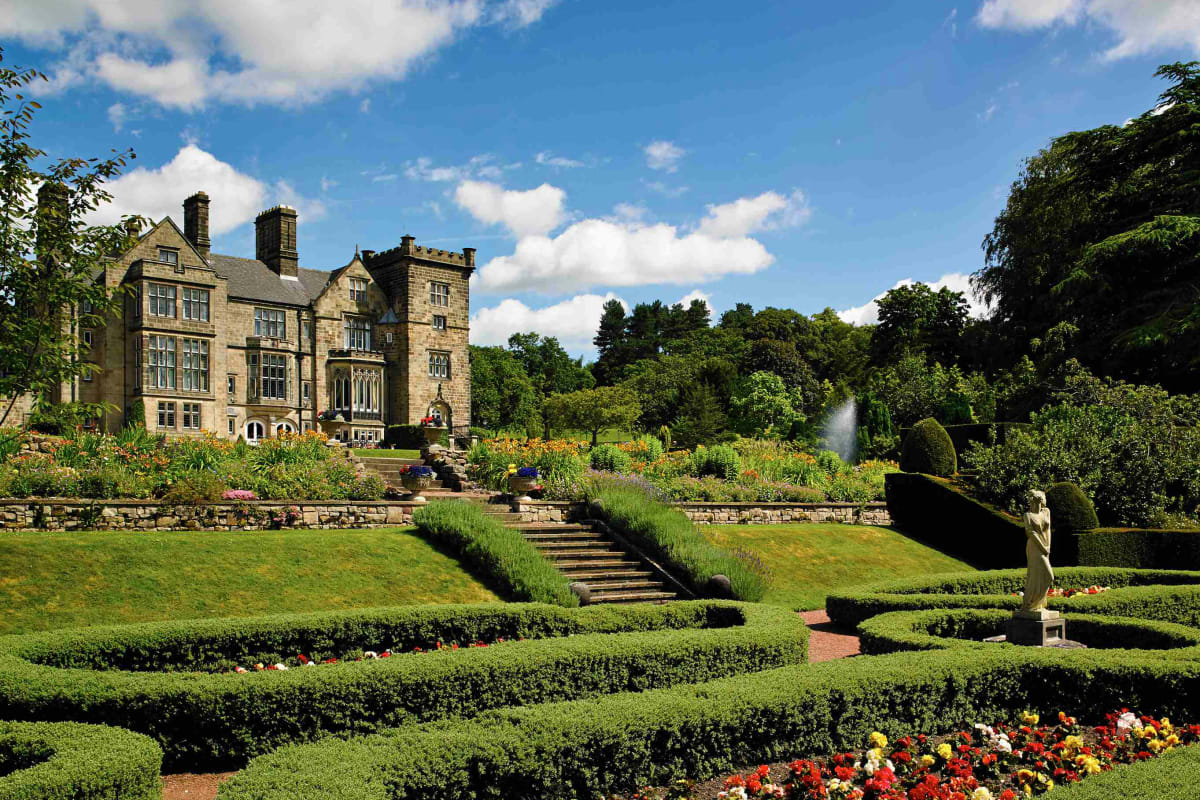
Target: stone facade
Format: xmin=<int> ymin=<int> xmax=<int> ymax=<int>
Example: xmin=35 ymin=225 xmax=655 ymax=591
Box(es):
xmin=0 ymin=499 xmax=418 ymax=531
xmin=25 ymin=191 xmax=473 ymax=442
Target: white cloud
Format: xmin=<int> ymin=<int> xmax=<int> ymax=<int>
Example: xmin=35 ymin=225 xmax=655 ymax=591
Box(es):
xmin=106 ymin=102 xmax=127 ymax=132
xmin=676 ymin=288 xmax=711 ymax=308
xmin=978 ymin=102 xmax=998 ymax=121
xmin=404 ymin=154 xmax=520 ymax=182
xmin=88 ymin=144 xmax=321 ymax=236
xmin=470 ymin=292 xmax=625 ymax=353
xmin=976 ymin=0 xmax=1200 ymax=60
xmin=837 ymin=272 xmax=994 ymax=326
xmin=643 ymin=180 xmax=689 ymax=198
xmin=4 ymin=0 xmax=556 ymax=109
xmin=372 ymin=174 xmax=399 ymax=183
xmin=944 ymin=7 xmax=959 ymax=37
xmin=454 ymin=180 xmax=566 ymax=237
xmin=612 ymin=203 xmax=648 ymax=223
xmin=535 ymin=150 xmax=586 ymax=168
xmin=359 ymin=97 xmax=371 ymax=113
xmin=644 ymin=140 xmax=685 ymax=172
xmin=696 ymin=190 xmax=811 ymax=237
xmin=320 ymin=176 xmax=338 ymax=192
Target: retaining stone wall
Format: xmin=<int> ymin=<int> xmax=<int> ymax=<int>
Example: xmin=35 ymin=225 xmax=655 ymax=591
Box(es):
xmin=0 ymin=499 xmax=417 ymax=531
xmin=509 ymin=500 xmax=890 ymax=526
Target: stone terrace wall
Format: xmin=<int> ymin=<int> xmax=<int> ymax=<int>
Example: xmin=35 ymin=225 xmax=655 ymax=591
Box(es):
xmin=0 ymin=499 xmax=418 ymax=531
xmin=509 ymin=500 xmax=890 ymax=526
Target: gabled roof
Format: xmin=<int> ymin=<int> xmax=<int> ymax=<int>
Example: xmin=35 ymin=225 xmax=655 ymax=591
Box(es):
xmin=206 ymin=253 xmax=331 ymax=306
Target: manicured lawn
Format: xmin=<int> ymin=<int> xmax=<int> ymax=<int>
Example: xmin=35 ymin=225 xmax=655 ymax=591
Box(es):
xmin=702 ymin=523 xmax=975 ymax=611
xmin=0 ymin=528 xmax=498 ymax=635
xmin=351 ymin=448 xmax=421 ymax=459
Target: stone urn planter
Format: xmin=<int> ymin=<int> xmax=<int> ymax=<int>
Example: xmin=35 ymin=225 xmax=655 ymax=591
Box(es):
xmin=422 ymin=425 xmax=444 ymax=445
xmin=508 ymin=474 xmax=538 ymax=502
xmin=401 ymin=469 xmax=435 ymax=503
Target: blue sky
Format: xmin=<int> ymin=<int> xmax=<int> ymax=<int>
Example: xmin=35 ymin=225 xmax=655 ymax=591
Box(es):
xmin=3 ymin=0 xmax=1198 ymax=357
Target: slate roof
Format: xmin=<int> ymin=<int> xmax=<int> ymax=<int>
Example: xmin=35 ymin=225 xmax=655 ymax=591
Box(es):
xmin=206 ymin=253 xmax=332 ymax=306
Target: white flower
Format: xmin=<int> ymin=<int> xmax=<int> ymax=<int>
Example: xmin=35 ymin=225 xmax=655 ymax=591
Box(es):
xmin=995 ymin=735 xmax=1013 ymax=754
xmin=726 ymin=787 xmax=747 ymax=800
xmin=364 ymin=651 xmax=378 ymax=659
xmin=304 ymin=661 xmax=316 ymax=667
xmin=972 ymin=789 xmax=994 ymax=800
xmin=1117 ymin=712 xmax=1142 ymax=731
xmin=975 ymin=724 xmax=995 ymax=738
xmin=274 ymin=663 xmax=288 ymax=671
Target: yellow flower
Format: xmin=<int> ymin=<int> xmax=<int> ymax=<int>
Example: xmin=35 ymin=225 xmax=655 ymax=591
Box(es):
xmin=937 ymin=743 xmax=953 ymax=760
xmin=1021 ymin=711 xmax=1039 ymax=725
xmin=1147 ymin=739 xmax=1164 ymax=753
xmin=1062 ymin=735 xmax=1083 ymax=752
xmin=869 ymin=732 xmax=888 ymax=749
xmin=920 ymin=754 xmax=935 ymax=768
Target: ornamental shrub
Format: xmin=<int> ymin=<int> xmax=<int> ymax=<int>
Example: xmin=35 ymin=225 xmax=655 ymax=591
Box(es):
xmin=899 ymin=417 xmax=957 ymax=476
xmin=0 ymin=601 xmax=803 ymax=769
xmin=1078 ymin=528 xmax=1200 ymax=569
xmin=1046 ymin=481 xmax=1099 ymax=532
xmin=385 ymin=424 xmax=426 ymax=449
xmin=590 ymin=443 xmax=632 ymax=473
xmin=0 ymin=721 xmax=162 ymax=800
xmin=688 ymin=444 xmax=741 ymax=481
xmin=587 ymin=479 xmax=768 ymax=601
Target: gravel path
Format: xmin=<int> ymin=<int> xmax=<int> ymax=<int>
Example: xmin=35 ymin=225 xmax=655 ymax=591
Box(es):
xmin=799 ymin=609 xmax=861 ymax=661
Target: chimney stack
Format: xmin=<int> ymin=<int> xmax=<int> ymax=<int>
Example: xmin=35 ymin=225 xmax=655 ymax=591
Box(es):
xmin=400 ymin=234 xmax=415 ymax=255
xmin=255 ymin=205 xmax=299 ymax=277
xmin=463 ymin=247 xmax=476 ymax=267
xmin=183 ymin=191 xmax=211 ymax=258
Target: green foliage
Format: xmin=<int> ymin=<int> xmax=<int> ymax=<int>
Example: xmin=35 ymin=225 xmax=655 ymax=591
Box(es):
xmin=825 ymin=567 xmax=1200 ymax=628
xmin=224 ymin=633 xmax=1200 ymax=800
xmin=465 ymin=439 xmax=588 ymax=493
xmin=977 ymin=62 xmax=1200 ymax=392
xmin=544 ymin=386 xmax=640 ymax=445
xmin=688 ymin=444 xmax=741 ymax=481
xmin=867 ymin=353 xmax=995 ymax=428
xmin=507 ymin=332 xmax=594 ymax=398
xmin=385 ymin=424 xmax=426 ymax=449
xmin=125 ymin=400 xmax=145 ymax=429
xmin=884 ymin=473 xmax=1026 ymax=567
xmin=413 ymin=500 xmax=577 ymax=606
xmin=587 ymin=481 xmax=769 ymax=601
xmin=590 ymin=443 xmax=632 ymax=473
xmin=728 ymin=371 xmax=807 ymax=438
xmin=0 ymin=721 xmax=162 ymax=800
xmin=0 ymin=600 xmax=803 ymax=769
xmin=670 ymin=383 xmax=733 ymax=450
xmin=0 ymin=51 xmax=138 ymax=430
xmin=899 ymin=418 xmax=957 ymax=476
xmin=27 ymin=403 xmax=97 ymax=435
xmin=1078 ymin=528 xmax=1200 ymax=570
xmin=469 ymin=345 xmax=539 ymax=433
xmin=870 ymin=283 xmax=969 ymax=367
xmin=1046 ymin=481 xmax=1100 ymax=532
xmin=965 ymin=374 xmax=1200 ymax=526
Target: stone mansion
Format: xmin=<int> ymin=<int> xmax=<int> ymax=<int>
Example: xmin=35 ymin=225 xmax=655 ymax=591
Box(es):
xmin=68 ymin=191 xmax=473 ymax=443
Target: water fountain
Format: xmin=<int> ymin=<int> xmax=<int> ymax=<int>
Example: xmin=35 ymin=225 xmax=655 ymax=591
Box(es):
xmin=821 ymin=396 xmax=858 ymax=463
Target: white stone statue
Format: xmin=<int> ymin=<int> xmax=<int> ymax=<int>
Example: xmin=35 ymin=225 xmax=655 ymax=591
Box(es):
xmin=1019 ymin=489 xmax=1053 ymax=614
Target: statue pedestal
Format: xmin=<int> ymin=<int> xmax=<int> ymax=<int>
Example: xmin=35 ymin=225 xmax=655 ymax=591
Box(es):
xmin=1006 ymin=610 xmax=1067 ymax=646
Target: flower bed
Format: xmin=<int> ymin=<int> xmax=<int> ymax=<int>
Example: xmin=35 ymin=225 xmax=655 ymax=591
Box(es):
xmin=0 ymin=429 xmax=384 ymax=501
xmin=0 ymin=601 xmax=805 ymax=769
xmin=687 ymin=709 xmax=1199 ymax=800
xmin=825 ymin=567 xmax=1200 ymax=629
xmin=226 ymin=635 xmax=518 ymax=674
xmin=219 ymin=644 xmax=1200 ymax=800
xmin=0 ymin=720 xmax=162 ymax=800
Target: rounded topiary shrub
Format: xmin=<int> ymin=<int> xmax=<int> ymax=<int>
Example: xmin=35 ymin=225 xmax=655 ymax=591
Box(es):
xmin=899 ymin=418 xmax=957 ymax=476
xmin=1046 ymin=481 xmax=1099 ymax=532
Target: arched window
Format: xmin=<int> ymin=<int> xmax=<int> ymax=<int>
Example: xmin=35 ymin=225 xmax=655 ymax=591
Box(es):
xmin=245 ymin=421 xmax=264 ymax=443
xmin=276 ymin=422 xmax=294 ymax=435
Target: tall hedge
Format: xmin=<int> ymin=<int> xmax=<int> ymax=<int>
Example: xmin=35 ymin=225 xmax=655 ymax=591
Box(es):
xmin=0 ymin=601 xmax=804 ymax=769
xmin=413 ymin=500 xmax=577 ymax=606
xmin=884 ymin=472 xmax=1027 ymax=567
xmin=221 ymin=645 xmax=1200 ymax=800
xmin=588 ymin=484 xmax=768 ymax=601
xmin=0 ymin=721 xmax=162 ymax=800
xmin=1079 ymin=528 xmax=1200 ymax=569
xmin=899 ymin=418 xmax=957 ymax=476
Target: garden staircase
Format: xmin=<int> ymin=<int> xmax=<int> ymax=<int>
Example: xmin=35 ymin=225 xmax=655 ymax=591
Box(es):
xmin=477 ymin=505 xmax=684 ymax=605
xmin=355 ymin=455 xmax=456 ymax=498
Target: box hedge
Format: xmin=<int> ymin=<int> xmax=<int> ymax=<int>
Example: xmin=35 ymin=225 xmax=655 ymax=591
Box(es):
xmin=220 ymin=645 xmax=1200 ymax=800
xmin=1079 ymin=528 xmax=1200 ymax=569
xmin=884 ymin=472 xmax=1030 ymax=567
xmin=856 ymin=608 xmax=1200 ymax=656
xmin=898 ymin=422 xmax=1032 ymax=461
xmin=0 ymin=720 xmax=162 ymax=800
xmin=898 ymin=418 xmax=957 ymax=476
xmin=826 ymin=567 xmax=1200 ymax=628
xmin=1045 ymin=481 xmax=1099 ymax=533
xmin=0 ymin=601 xmax=804 ymax=769
xmin=1046 ymin=742 xmax=1200 ymax=799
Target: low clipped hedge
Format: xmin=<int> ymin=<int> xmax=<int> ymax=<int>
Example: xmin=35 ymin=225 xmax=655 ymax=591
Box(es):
xmin=0 ymin=720 xmax=162 ymax=799
xmin=856 ymin=608 xmax=1200 ymax=656
xmin=1079 ymin=528 xmax=1200 ymax=569
xmin=884 ymin=472 xmax=1028 ymax=567
xmin=899 ymin=418 xmax=957 ymax=476
xmin=1048 ymin=741 xmax=1200 ymax=798
xmin=221 ymin=646 xmax=1200 ymax=800
xmin=826 ymin=567 xmax=1200 ymax=628
xmin=0 ymin=601 xmax=804 ymax=769
xmin=412 ymin=500 xmax=577 ymax=606
xmin=588 ymin=485 xmax=768 ymax=601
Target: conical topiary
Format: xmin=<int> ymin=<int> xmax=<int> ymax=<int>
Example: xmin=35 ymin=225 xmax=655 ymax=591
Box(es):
xmin=899 ymin=417 xmax=957 ymax=477
xmin=1045 ymin=481 xmax=1099 ymax=532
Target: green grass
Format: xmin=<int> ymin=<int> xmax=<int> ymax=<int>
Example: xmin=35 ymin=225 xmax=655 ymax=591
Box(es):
xmin=701 ymin=523 xmax=975 ymax=611
xmin=0 ymin=528 xmax=498 ymax=635
xmin=351 ymin=448 xmax=421 ymax=459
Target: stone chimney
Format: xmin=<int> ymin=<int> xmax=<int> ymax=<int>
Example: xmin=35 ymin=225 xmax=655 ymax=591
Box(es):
xmin=255 ymin=205 xmax=299 ymax=277
xmin=183 ymin=191 xmax=211 ymax=258
xmin=400 ymin=234 xmax=415 ymax=255
xmin=463 ymin=247 xmax=476 ymax=267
